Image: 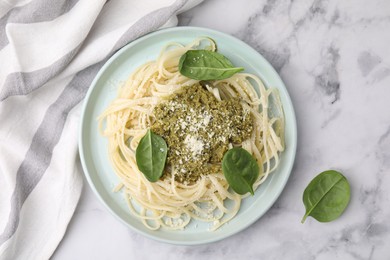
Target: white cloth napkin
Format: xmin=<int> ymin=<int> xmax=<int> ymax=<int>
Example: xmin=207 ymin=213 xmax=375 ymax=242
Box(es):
xmin=0 ymin=0 xmax=202 ymax=259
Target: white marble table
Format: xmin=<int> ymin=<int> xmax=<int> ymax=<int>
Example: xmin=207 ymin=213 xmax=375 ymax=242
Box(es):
xmin=53 ymin=0 xmax=390 ymax=259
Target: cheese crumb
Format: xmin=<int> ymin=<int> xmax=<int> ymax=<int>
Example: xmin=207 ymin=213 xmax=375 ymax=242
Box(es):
xmin=184 ymin=135 xmax=204 ymax=157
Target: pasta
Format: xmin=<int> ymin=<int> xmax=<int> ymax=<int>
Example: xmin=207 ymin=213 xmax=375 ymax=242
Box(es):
xmin=98 ymin=38 xmax=285 ymax=230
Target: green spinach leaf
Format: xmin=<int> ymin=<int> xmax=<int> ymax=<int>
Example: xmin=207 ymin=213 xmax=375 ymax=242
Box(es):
xmin=179 ymin=50 xmax=244 ymax=80
xmin=135 ymin=129 xmax=168 ymax=182
xmin=222 ymin=147 xmax=259 ymax=195
xmin=301 ymin=170 xmax=350 ymax=223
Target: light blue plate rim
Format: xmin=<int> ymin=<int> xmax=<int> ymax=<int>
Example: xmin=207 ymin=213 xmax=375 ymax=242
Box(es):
xmin=79 ymin=26 xmax=297 ymax=245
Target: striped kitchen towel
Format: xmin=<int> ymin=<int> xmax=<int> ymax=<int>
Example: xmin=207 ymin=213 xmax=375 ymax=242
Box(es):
xmin=0 ymin=0 xmax=202 ymax=259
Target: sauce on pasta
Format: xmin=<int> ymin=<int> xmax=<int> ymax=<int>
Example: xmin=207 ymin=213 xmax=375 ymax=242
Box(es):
xmin=98 ymin=38 xmax=285 ymax=230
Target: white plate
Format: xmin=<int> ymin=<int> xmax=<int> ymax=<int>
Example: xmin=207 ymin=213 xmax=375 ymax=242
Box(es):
xmin=79 ymin=26 xmax=297 ymax=245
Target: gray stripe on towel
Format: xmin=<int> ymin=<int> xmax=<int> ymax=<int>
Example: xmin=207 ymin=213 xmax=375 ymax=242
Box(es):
xmin=0 ymin=0 xmax=79 ymax=50
xmin=0 ymin=44 xmax=82 ymax=101
xmin=0 ymin=61 xmax=102 ymax=247
xmin=0 ymin=0 xmax=188 ymax=246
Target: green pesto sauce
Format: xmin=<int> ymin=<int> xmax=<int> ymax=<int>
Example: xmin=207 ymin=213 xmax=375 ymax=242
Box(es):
xmin=151 ymin=84 xmax=253 ymax=183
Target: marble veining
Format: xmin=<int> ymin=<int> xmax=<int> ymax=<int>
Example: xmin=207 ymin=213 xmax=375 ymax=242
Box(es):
xmin=53 ymin=0 xmax=390 ymax=259
xmin=358 ymin=51 xmax=383 ymax=77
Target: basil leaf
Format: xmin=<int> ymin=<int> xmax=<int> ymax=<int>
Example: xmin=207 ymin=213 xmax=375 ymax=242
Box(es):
xmin=301 ymin=170 xmax=350 ymax=223
xmin=135 ymin=129 xmax=168 ymax=182
xmin=179 ymin=50 xmax=244 ymax=80
xmin=222 ymin=147 xmax=259 ymax=195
